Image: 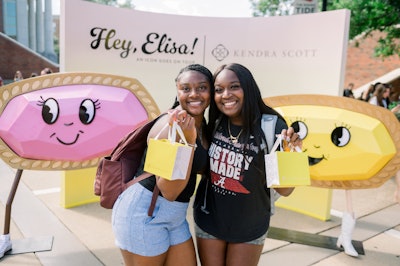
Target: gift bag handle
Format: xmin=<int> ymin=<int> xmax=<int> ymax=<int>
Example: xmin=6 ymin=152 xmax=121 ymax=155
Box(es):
xmin=154 ymin=123 xmax=168 ymax=140
xmin=270 ymin=134 xmax=302 ymax=153
xmin=153 ymin=121 xmax=189 ymax=145
xmin=270 ymin=134 xmax=283 ymax=153
xmin=173 ymin=121 xmax=189 ymax=145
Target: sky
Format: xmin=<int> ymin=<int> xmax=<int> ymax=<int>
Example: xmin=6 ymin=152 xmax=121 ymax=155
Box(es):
xmin=52 ymin=0 xmax=253 ymax=17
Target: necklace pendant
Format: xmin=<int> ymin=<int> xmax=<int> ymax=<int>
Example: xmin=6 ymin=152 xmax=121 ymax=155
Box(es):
xmin=228 ymin=120 xmax=242 ymax=145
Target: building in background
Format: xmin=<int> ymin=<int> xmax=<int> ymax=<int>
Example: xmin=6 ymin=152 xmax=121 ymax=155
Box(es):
xmin=2 ymin=0 xmax=56 ymax=61
xmin=0 ymin=0 xmax=59 ymax=83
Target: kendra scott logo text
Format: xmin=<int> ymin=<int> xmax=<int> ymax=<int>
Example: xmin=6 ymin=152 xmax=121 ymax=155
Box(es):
xmin=233 ymin=49 xmax=317 ymax=58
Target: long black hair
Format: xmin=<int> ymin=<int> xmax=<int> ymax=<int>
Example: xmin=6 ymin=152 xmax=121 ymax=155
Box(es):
xmin=208 ymin=63 xmax=284 ymax=147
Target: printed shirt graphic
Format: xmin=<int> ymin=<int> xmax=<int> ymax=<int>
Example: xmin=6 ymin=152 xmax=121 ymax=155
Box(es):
xmin=197 ymin=121 xmax=271 ymax=242
xmin=209 ymin=130 xmax=256 ymax=195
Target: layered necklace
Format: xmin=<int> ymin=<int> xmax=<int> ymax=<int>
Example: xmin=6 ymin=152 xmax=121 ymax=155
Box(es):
xmin=228 ymin=120 xmax=243 ymax=144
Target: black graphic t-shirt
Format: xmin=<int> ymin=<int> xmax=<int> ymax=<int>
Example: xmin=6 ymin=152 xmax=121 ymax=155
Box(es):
xmin=194 ymin=117 xmax=287 ymax=243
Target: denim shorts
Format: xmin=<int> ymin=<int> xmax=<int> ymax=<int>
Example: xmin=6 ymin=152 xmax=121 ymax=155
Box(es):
xmin=112 ymin=183 xmax=191 ymax=256
xmin=194 ymin=223 xmax=267 ymax=245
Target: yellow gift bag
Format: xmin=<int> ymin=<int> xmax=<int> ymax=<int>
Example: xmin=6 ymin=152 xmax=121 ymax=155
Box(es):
xmin=144 ymin=121 xmax=194 ymax=180
xmin=265 ymin=135 xmax=310 ymax=187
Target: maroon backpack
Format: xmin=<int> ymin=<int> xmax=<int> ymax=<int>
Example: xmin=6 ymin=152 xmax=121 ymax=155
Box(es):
xmin=94 ymin=116 xmax=162 ymax=214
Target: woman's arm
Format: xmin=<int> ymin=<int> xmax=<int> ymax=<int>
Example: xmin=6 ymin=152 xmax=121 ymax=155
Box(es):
xmin=274 ymin=187 xmax=295 ymax=197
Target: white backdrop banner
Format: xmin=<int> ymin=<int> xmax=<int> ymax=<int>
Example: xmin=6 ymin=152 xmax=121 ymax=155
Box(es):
xmin=61 ymin=0 xmax=350 ymax=111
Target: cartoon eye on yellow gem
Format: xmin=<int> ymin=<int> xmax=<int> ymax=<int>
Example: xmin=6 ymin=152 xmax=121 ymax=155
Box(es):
xmin=264 ymin=95 xmax=400 ymax=189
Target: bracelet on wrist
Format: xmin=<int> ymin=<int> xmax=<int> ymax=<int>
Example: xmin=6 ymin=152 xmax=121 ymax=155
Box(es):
xmin=188 ymin=143 xmax=197 ymax=149
xmin=179 ymin=139 xmax=197 ymax=149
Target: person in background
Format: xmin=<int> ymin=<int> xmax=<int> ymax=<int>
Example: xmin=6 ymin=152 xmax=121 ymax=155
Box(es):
xmin=359 ymin=82 xmax=380 ymax=102
xmin=193 ymin=63 xmax=300 ymax=266
xmin=383 ymin=83 xmax=393 ymax=108
xmin=343 ymin=83 xmax=355 ymax=98
xmin=112 ymin=64 xmax=213 ymax=266
xmin=40 ymin=67 xmax=53 ymax=75
xmin=368 ymin=83 xmax=390 ymax=108
xmin=30 ymin=72 xmax=38 ymax=78
xmin=0 ymin=76 xmax=3 ymax=86
xmin=13 ymin=70 xmax=23 ymax=82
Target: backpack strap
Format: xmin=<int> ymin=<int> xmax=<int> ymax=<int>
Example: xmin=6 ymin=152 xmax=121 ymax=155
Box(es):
xmin=125 ymin=172 xmax=152 ymax=187
xmin=261 ymin=114 xmax=280 ymax=216
xmin=125 ymin=172 xmax=158 ymax=216
xmin=261 ymin=114 xmax=278 ymax=154
xmin=148 ymin=185 xmax=159 ymax=216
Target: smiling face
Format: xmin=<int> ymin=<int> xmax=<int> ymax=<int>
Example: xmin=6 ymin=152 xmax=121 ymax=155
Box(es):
xmin=214 ymin=69 xmax=244 ymax=125
xmin=265 ymin=95 xmax=400 ymax=189
xmin=176 ymin=70 xmax=211 ymax=118
xmin=0 ymin=73 xmax=160 ymax=170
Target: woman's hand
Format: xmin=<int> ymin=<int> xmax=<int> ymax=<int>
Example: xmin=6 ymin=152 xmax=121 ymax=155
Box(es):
xmin=280 ymin=127 xmax=302 ymax=152
xmin=168 ymin=109 xmax=197 ymax=145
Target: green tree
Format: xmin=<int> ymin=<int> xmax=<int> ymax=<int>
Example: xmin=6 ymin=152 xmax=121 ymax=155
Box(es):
xmin=250 ymin=0 xmax=400 ymax=58
xmin=250 ymin=0 xmax=294 ymax=16
xmin=329 ymin=0 xmax=400 ymax=58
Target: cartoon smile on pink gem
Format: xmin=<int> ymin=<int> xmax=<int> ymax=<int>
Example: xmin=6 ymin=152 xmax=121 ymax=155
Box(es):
xmin=0 ymin=73 xmax=160 ymax=169
xmin=40 ymin=96 xmax=100 ymax=146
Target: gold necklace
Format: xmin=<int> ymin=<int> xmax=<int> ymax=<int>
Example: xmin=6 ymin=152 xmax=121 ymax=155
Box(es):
xmin=228 ymin=120 xmax=243 ymax=144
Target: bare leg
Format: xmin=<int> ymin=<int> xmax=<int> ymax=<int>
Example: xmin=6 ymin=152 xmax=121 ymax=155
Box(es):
xmin=121 ymin=238 xmax=197 ymax=266
xmin=196 ymin=237 xmax=227 ymax=266
xmin=165 ymin=238 xmax=197 ymax=266
xmin=226 ymin=242 xmax=264 ymax=266
xmin=196 ymin=237 xmax=263 ymax=266
xmin=120 ymin=249 xmax=167 ymax=266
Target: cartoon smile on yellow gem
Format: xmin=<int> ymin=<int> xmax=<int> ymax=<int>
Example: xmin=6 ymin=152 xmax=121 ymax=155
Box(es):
xmin=264 ymin=95 xmax=400 ymax=189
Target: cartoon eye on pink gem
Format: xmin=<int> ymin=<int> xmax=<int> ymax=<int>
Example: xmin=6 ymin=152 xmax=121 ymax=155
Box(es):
xmin=0 ymin=73 xmax=160 ymax=170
